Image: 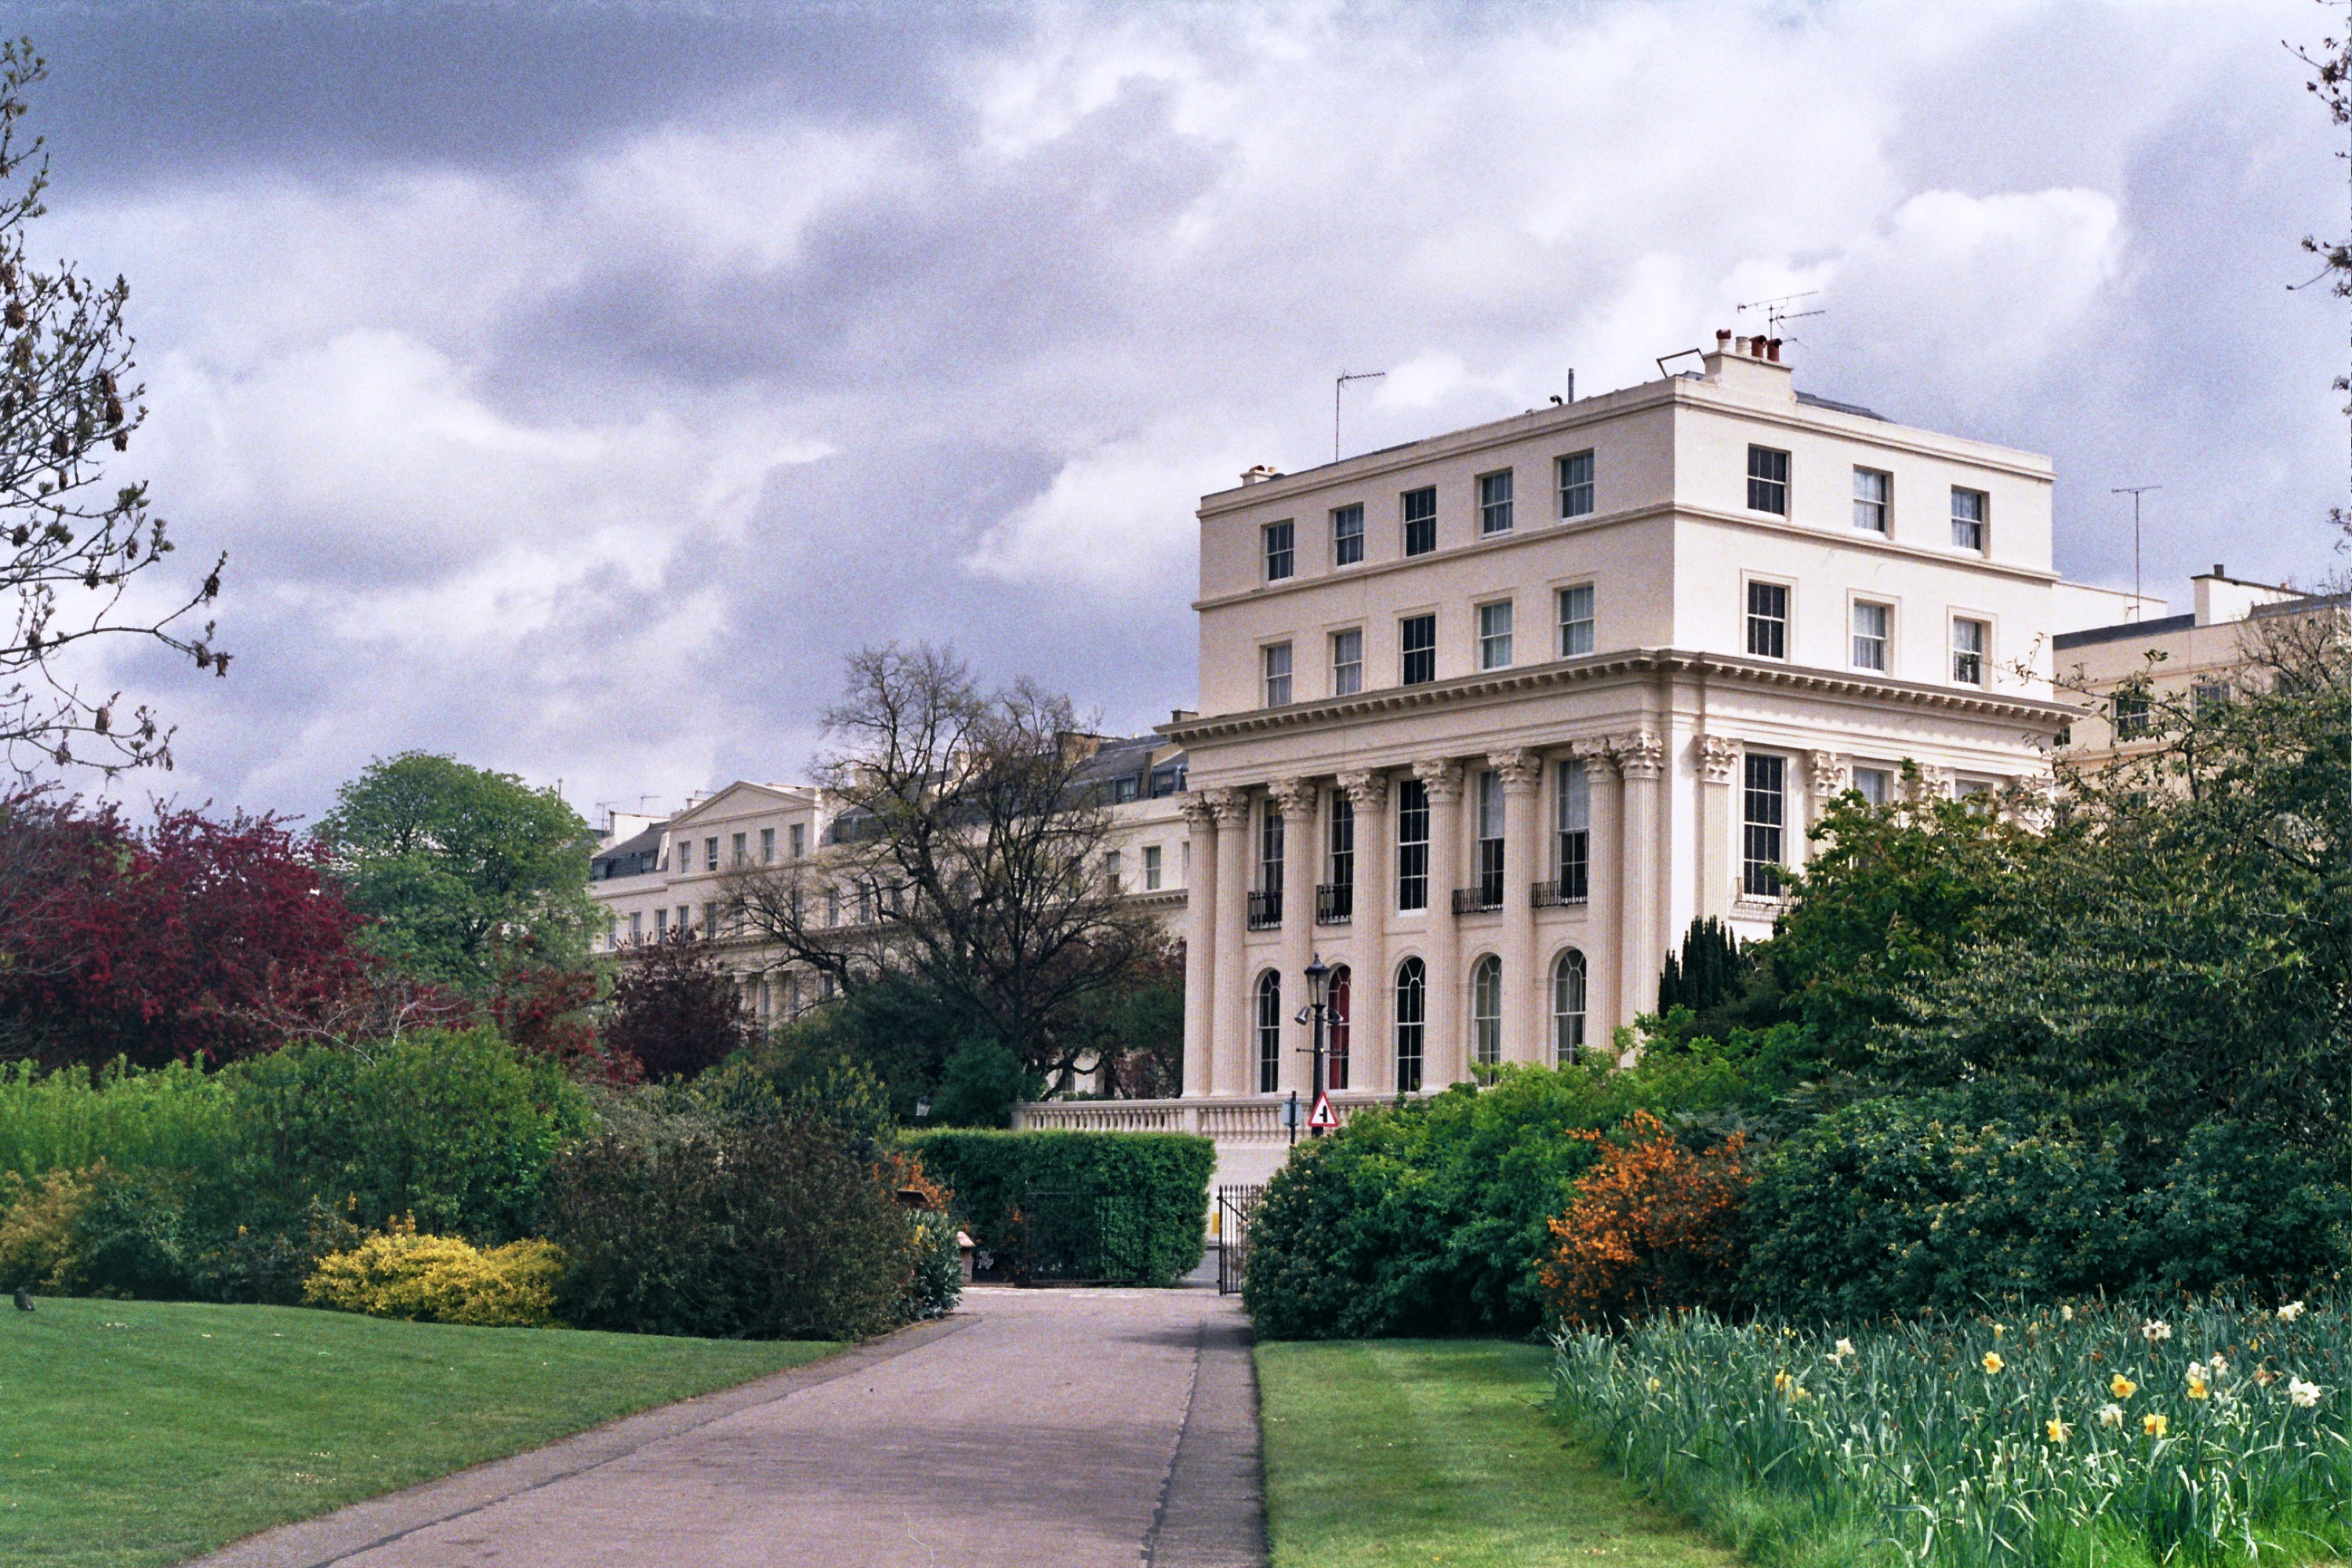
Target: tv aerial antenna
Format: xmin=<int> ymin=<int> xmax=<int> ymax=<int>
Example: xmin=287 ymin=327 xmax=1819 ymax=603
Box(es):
xmin=1335 ymin=368 xmax=1386 ymax=463
xmin=2111 ymin=485 xmax=2161 ymax=619
xmin=1737 ymin=290 xmax=1825 ymax=339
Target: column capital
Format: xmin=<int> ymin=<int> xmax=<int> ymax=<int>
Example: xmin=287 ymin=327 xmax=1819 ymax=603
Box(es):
xmin=1336 ymin=769 xmax=1388 ymax=812
xmin=1606 ymin=730 xmax=1665 ymax=779
xmin=1203 ymin=786 xmax=1253 ymax=824
xmin=1269 ymin=777 xmax=1320 ymax=817
xmin=1696 ymin=734 xmax=1742 ymax=785
xmin=1486 ymin=747 xmax=1543 ymax=793
xmin=1179 ymin=793 xmax=1219 ymax=829
xmin=1411 ymin=757 xmax=1465 ymax=803
xmin=1807 ymin=749 xmax=1849 ymax=800
xmin=1907 ymin=764 xmax=1954 ymax=802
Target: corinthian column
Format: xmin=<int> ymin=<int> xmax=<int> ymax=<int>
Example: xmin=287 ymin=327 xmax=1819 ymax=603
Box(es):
xmin=1413 ymin=758 xmax=1465 ymax=1087
xmin=1178 ymin=793 xmax=1219 ymax=1098
xmin=1609 ymin=731 xmax=1664 ymax=1036
xmin=1271 ymin=776 xmax=1320 ymax=1095
xmin=1696 ymin=734 xmax=1740 ymax=922
xmin=1489 ymin=748 xmax=1543 ymax=1065
xmin=1206 ymin=788 xmax=1253 ymax=1096
xmin=1338 ymin=770 xmax=1388 ymax=1091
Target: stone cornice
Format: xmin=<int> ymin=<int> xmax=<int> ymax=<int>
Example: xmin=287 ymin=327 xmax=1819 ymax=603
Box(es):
xmin=1158 ymin=648 xmax=2077 ymax=746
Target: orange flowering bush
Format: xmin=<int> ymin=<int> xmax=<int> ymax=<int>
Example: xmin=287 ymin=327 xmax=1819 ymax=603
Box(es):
xmin=1540 ymin=1110 xmax=1749 ymax=1327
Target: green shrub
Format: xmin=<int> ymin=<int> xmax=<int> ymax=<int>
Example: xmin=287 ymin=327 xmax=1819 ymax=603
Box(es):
xmin=303 ymin=1225 xmax=567 ymax=1327
xmin=225 ymin=1028 xmax=596 ymax=1243
xmin=906 ymin=1128 xmax=1212 ymax=1287
xmin=1744 ymin=1095 xmax=2351 ymax=1318
xmin=928 ymin=1040 xmax=1035 ymax=1127
xmin=64 ymin=1164 xmax=197 ymax=1298
xmin=1245 ymin=1055 xmax=1752 ymax=1338
xmin=0 ymin=1058 xmax=237 ymax=1183
xmin=540 ymin=1116 xmax=912 ymax=1340
xmin=903 ymin=1209 xmax=963 ymax=1322
xmin=0 ymin=1164 xmax=96 ymax=1290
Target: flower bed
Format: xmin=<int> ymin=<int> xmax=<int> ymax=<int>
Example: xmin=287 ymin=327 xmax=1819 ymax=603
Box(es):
xmin=1552 ymin=1294 xmax=2351 ymax=1567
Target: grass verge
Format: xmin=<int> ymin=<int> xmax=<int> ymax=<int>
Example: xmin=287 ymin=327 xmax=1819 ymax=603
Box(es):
xmin=1256 ymin=1338 xmax=1740 ymax=1568
xmin=1 ymin=1295 xmax=835 ymax=1568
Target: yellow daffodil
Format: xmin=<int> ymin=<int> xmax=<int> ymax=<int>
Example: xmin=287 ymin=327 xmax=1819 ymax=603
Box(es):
xmin=2111 ymin=1374 xmax=2137 ymax=1399
xmin=2186 ymin=1374 xmax=2210 ymax=1402
xmin=2061 ymin=1305 xmax=2074 ymax=1322
xmin=1646 ymin=1377 xmax=1661 ymax=1393
xmin=2255 ymin=1368 xmax=2278 ymax=1388
xmin=1982 ymin=1352 xmax=2005 ymax=1374
xmin=2143 ymin=1413 xmax=2169 ymax=1437
xmin=1773 ymin=1370 xmax=1792 ymax=1392
xmin=1791 ymin=1385 xmax=1813 ymax=1401
xmin=1993 ymin=1324 xmax=2005 ymax=1339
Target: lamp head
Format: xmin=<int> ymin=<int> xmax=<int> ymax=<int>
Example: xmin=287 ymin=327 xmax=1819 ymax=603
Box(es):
xmin=1304 ymin=954 xmax=1330 ymax=1001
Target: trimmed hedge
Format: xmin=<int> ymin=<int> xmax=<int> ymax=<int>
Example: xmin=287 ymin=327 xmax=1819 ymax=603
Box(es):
xmin=906 ymin=1129 xmax=1214 ymax=1287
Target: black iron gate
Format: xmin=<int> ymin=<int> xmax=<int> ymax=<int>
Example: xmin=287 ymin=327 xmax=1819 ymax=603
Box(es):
xmin=1215 ymin=1184 xmax=1265 ymax=1296
xmin=1012 ymin=1189 xmax=1150 ymax=1285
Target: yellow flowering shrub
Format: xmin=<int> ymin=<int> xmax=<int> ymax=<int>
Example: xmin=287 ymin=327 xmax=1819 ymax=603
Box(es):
xmin=0 ymin=1163 xmax=97 ymax=1290
xmin=303 ymin=1222 xmax=567 ymax=1327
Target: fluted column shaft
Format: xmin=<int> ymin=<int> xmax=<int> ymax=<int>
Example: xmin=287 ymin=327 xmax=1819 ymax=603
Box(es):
xmin=1272 ymin=778 xmax=1319 ymax=1096
xmin=1591 ymin=747 xmax=1626 ymax=1041
xmin=1414 ymin=759 xmax=1465 ymax=1088
xmin=1207 ymin=789 xmax=1252 ymax=1097
xmin=1491 ymin=750 xmax=1542 ymax=1065
xmin=1612 ymin=732 xmax=1664 ymax=1033
xmin=1339 ymin=771 xmax=1388 ymax=1093
xmin=1697 ymin=735 xmax=1740 ymax=923
xmin=1178 ymin=795 xmax=1218 ymax=1097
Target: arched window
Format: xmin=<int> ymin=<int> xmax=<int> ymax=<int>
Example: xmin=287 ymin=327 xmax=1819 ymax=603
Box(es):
xmin=1393 ymin=958 xmax=1425 ymax=1092
xmin=1326 ymin=965 xmax=1352 ymax=1091
xmin=1256 ymin=971 xmax=1283 ymax=1094
xmin=1552 ymin=949 xmax=1588 ymax=1065
xmin=1471 ymin=955 xmax=1503 ymax=1069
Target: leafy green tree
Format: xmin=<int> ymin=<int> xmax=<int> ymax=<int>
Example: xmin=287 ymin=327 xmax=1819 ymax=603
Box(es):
xmin=315 ymin=753 xmax=596 ymax=993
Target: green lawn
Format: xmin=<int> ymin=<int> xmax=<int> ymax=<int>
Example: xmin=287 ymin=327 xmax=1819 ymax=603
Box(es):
xmin=1256 ymin=1339 xmax=1740 ymax=1568
xmin=0 ymin=1296 xmax=833 ymax=1568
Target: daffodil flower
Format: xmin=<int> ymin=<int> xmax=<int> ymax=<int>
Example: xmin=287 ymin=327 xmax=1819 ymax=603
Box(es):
xmin=2110 ymin=1374 xmax=2136 ymax=1399
xmin=2288 ymin=1378 xmax=2323 ymax=1409
xmin=2096 ymin=1403 xmax=2125 ymax=1428
xmin=2143 ymin=1412 xmax=2169 ymax=1437
xmin=2141 ymin=1319 xmax=2173 ymax=1343
xmin=1982 ymin=1352 xmax=2005 ymax=1374
xmin=2277 ymin=1301 xmax=2306 ymax=1323
xmin=2045 ymin=1417 xmax=2072 ymax=1443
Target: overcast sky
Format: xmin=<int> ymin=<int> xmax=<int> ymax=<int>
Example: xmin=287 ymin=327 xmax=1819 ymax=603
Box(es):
xmin=18 ymin=0 xmax=2347 ymax=824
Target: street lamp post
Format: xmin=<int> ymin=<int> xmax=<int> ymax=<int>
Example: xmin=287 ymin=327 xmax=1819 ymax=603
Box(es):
xmin=1296 ymin=955 xmax=1331 ymax=1137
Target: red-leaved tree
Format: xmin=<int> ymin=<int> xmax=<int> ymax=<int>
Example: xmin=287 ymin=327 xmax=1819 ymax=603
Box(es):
xmin=603 ymin=933 xmax=751 ymax=1082
xmin=0 ymin=790 xmax=372 ymax=1067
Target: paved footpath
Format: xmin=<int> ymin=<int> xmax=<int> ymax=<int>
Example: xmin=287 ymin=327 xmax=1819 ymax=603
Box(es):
xmin=187 ymin=1287 xmax=1265 ymax=1568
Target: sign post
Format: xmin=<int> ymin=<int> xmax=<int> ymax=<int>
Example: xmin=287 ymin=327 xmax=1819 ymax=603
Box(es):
xmin=1283 ymin=1089 xmax=1300 ymax=1145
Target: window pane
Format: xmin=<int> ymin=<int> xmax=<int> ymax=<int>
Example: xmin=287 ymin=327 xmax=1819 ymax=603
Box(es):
xmin=1747 ymin=446 xmax=1789 ymax=514
xmin=1555 ymin=760 xmax=1589 ymax=902
xmin=1552 ymin=950 xmax=1587 ymax=1065
xmin=1330 ymin=627 xmax=1363 ymax=695
xmin=1478 ymin=600 xmax=1513 ymax=670
xmin=1471 ymin=956 xmax=1501 ymax=1067
xmin=1851 ymin=601 xmax=1889 ymax=670
xmin=1331 ymin=503 xmax=1364 ymax=566
xmin=1746 ymin=581 xmax=1788 ymax=659
xmin=1403 ymin=487 xmax=1437 ymax=556
xmin=1951 ymin=487 xmax=1987 ymax=550
xmin=1396 ymin=779 xmax=1429 ymax=910
xmin=1951 ymin=619 xmax=1987 ymax=684
xmin=1393 ymin=958 xmax=1425 ymax=1092
xmin=1256 ymin=971 xmax=1282 ymax=1093
xmin=1401 ymin=614 xmax=1437 ymax=684
xmin=1558 ymin=583 xmax=1595 ymax=655
xmin=1262 ymin=641 xmax=1293 ymax=706
xmin=1264 ymin=520 xmax=1294 ymax=581
xmin=1853 ymin=767 xmax=1891 ymax=806
xmin=1853 ymin=467 xmax=1889 ymax=532
xmin=1556 ymin=451 xmax=1595 ymax=518
xmin=1479 ymin=470 xmax=1514 ymax=535
xmin=1742 ymin=753 xmax=1786 ymax=896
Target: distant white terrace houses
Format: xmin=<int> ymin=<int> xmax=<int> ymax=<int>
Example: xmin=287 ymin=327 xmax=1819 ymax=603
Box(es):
xmin=591 ymin=334 xmax=2158 ymax=1191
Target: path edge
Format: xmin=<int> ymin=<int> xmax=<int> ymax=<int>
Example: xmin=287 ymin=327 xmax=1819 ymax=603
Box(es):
xmin=178 ymin=1314 xmax=970 ymax=1568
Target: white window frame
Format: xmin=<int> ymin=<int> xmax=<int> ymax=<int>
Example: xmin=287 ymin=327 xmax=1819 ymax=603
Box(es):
xmin=1950 ymin=615 xmax=1990 ymax=687
xmin=1555 ymin=450 xmax=1595 ymax=519
xmin=1477 ymin=468 xmax=1515 ymax=535
xmin=1556 ymin=582 xmax=1595 ymax=656
xmin=1476 ymin=599 xmax=1514 ymax=670
xmin=1262 ymin=640 xmax=1294 ymax=706
xmin=1331 ymin=503 xmax=1364 ymax=567
xmin=1399 ymin=611 xmax=1438 ymax=686
xmin=1951 ymin=486 xmax=1988 ymax=552
xmin=1401 ymin=486 xmax=1437 ymax=557
xmin=1747 ymin=445 xmax=1790 ymax=515
xmin=1744 ymin=576 xmax=1791 ymax=661
xmin=1851 ymin=598 xmax=1891 ymax=672
xmin=1853 ymin=466 xmax=1890 ymax=534
xmin=1263 ymin=519 xmax=1295 ymax=582
xmin=1330 ymin=626 xmax=1363 ymax=696
xmin=1142 ymin=844 xmax=1163 ymax=891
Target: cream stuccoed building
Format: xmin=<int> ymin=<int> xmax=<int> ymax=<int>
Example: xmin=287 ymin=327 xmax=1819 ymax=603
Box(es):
xmin=590 ymin=333 xmax=2157 ymax=1193
xmin=1024 ymin=333 xmax=2140 ymax=1188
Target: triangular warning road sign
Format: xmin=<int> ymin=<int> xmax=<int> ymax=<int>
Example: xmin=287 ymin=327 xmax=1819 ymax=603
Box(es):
xmin=1306 ymin=1092 xmax=1339 ymax=1129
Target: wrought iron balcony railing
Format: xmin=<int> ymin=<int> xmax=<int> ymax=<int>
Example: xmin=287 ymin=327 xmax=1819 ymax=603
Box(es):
xmin=1247 ymin=889 xmax=1283 ymax=930
xmin=1315 ymin=883 xmax=1352 ymax=924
